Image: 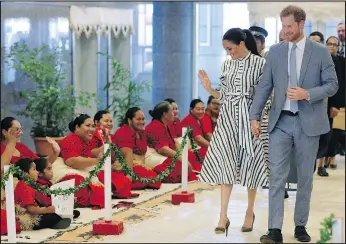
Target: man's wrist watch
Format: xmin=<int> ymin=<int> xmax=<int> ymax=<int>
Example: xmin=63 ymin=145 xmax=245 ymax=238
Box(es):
xmin=306 ymin=91 xmax=310 ymax=101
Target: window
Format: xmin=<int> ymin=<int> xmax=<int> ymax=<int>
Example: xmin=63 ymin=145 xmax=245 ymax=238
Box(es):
xmin=4 ymin=18 xmax=31 ymax=84
xmin=264 ymin=17 xmax=278 ymax=48
xmin=325 ymin=20 xmax=339 ymax=40
xmin=223 ymin=3 xmax=249 ymax=33
xmin=138 ymin=4 xmax=153 ymax=47
xmin=303 ymin=20 xmax=312 ymax=36
xmin=197 ymin=4 xmax=211 ymax=46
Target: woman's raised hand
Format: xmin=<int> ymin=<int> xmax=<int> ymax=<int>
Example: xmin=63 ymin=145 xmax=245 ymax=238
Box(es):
xmin=198 ymin=70 xmax=212 ymax=91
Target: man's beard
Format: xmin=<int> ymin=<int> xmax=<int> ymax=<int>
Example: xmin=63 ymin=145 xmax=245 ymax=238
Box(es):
xmin=290 ymin=29 xmax=302 ymax=42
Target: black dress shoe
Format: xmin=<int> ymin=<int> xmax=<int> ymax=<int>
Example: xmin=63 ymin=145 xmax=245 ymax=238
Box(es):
xmin=284 ymin=190 xmax=289 ymax=199
xmin=294 ymin=226 xmax=311 ymax=242
xmin=260 ymin=229 xmax=283 ymax=243
xmin=73 ymin=209 xmax=80 ymax=219
xmin=317 ymin=166 xmax=329 ymax=176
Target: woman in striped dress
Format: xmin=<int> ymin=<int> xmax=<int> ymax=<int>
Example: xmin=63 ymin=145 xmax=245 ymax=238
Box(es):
xmin=198 ymin=28 xmax=269 ymax=235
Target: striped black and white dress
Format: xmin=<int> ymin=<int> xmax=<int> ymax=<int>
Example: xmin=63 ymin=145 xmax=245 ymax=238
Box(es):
xmin=199 ymin=52 xmax=269 ymax=189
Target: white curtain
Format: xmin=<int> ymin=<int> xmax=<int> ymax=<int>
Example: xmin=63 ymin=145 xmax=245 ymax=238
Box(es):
xmin=70 ymin=6 xmax=134 ymax=39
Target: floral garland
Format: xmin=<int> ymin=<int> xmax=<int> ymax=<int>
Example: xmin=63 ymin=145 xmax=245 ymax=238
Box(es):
xmin=1 ymin=127 xmax=201 ymax=195
xmin=317 ymin=213 xmax=336 ymax=243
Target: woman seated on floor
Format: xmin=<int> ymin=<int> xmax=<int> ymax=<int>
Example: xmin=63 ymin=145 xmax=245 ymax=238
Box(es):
xmin=181 ymin=99 xmax=210 ymax=159
xmin=145 ymin=101 xmax=199 ymax=183
xmin=165 ymin=98 xmax=205 ymax=168
xmin=89 ymin=110 xmax=161 ymax=190
xmin=165 ymin=98 xmax=183 ymax=140
xmin=1 ymin=117 xmax=26 ymax=235
xmin=1 ymin=117 xmax=60 ymax=169
xmin=112 ymin=108 xmax=162 ymax=190
xmin=53 ymin=114 xmax=135 ymax=209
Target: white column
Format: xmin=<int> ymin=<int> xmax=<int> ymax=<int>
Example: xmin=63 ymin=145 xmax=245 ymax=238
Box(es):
xmin=104 ymin=144 xmax=112 ymax=221
xmin=181 ymin=127 xmax=189 ymax=192
xmin=4 ymin=165 xmax=16 ymax=243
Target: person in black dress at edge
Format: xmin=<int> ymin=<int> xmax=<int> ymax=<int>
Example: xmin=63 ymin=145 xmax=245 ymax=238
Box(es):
xmin=309 ymin=31 xmax=330 ymax=176
xmin=309 ymin=32 xmax=345 ymax=174
xmin=324 ymin=35 xmax=345 ymax=169
xmin=250 ymin=26 xmax=290 ymax=199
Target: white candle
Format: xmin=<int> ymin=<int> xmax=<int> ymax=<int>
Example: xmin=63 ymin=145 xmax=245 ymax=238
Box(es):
xmin=104 ymin=144 xmax=112 ymax=221
xmin=4 ymin=165 xmax=16 ymax=243
xmin=181 ymin=127 xmax=189 ymax=192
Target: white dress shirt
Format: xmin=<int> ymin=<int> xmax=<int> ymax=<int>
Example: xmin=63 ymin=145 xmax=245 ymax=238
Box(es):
xmin=282 ymin=36 xmax=306 ymax=111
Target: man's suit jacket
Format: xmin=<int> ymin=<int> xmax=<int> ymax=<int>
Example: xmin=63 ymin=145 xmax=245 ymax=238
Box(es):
xmin=250 ymin=38 xmax=339 ymax=137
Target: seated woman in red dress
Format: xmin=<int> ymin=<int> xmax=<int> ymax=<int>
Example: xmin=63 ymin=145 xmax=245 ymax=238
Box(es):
xmin=181 ymin=99 xmax=211 ymax=159
xmin=1 ymin=117 xmax=60 ymax=169
xmin=145 ymin=101 xmax=199 ymax=183
xmin=165 ymin=98 xmax=204 ymax=168
xmin=202 ymin=95 xmax=220 ymax=138
xmin=1 ymin=117 xmax=59 ymax=235
xmin=89 ymin=110 xmax=159 ymax=191
xmin=85 ymin=111 xmax=138 ymax=198
xmin=164 ymin=98 xmax=183 ymax=139
xmin=112 ymin=108 xmax=162 ymax=190
xmin=1 ymin=117 xmax=22 ymax=235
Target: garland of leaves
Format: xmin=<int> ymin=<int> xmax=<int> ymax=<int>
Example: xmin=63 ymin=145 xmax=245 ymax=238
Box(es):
xmin=317 ymin=213 xmax=336 ymax=243
xmin=1 ymin=127 xmax=201 ymax=195
xmin=189 ymin=137 xmax=204 ymax=164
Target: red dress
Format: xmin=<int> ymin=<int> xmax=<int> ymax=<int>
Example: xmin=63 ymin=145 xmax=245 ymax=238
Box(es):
xmin=202 ymin=113 xmax=216 ymax=133
xmin=14 ymin=180 xmax=39 ymax=209
xmin=145 ymin=120 xmax=198 ymax=183
xmin=1 ymin=142 xmax=39 ymax=164
xmin=181 ymin=114 xmax=209 ymax=160
xmin=35 ymin=178 xmax=52 ymax=207
xmin=113 ymin=125 xmax=162 ymax=190
xmin=168 ymin=118 xmax=183 ymax=138
xmin=86 ymin=132 xmax=139 ymax=194
xmin=59 ymin=133 xmax=106 ymax=208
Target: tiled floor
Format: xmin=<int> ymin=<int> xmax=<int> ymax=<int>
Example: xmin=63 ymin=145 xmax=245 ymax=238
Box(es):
xmin=2 ymin=156 xmax=344 ymax=243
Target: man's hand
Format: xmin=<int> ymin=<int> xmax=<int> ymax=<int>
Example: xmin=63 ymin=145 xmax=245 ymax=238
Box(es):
xmin=330 ymin=107 xmax=339 ymax=118
xmin=286 ymin=87 xmax=309 ymax=100
xmin=250 ymin=120 xmax=261 ymax=138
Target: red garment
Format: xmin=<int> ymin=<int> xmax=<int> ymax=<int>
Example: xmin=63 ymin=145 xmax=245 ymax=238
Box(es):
xmin=59 ymin=133 xmax=105 ymax=208
xmin=35 ymin=178 xmax=52 ymax=207
xmin=0 ymin=209 xmax=21 ymax=236
xmin=181 ymin=114 xmax=206 ymax=138
xmin=181 ymin=114 xmax=208 ymax=168
xmin=14 ymin=180 xmax=38 ymax=208
xmin=113 ymin=125 xmax=161 ymax=190
xmin=146 ymin=120 xmax=198 ymax=182
xmin=85 ymin=132 xmax=136 ymax=197
xmin=168 ymin=118 xmax=183 ymax=138
xmin=201 ymin=114 xmax=214 ymax=134
xmin=1 ymin=142 xmax=39 ymax=164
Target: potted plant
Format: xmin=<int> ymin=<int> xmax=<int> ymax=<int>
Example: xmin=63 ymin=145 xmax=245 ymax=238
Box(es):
xmin=5 ymin=43 xmax=96 ymax=157
xmin=105 ymin=56 xmax=151 ymax=127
